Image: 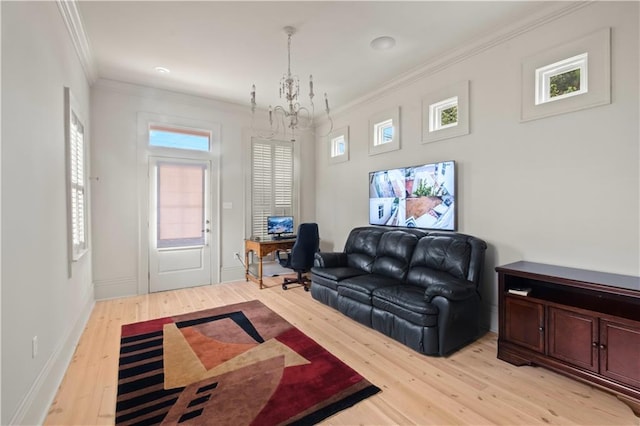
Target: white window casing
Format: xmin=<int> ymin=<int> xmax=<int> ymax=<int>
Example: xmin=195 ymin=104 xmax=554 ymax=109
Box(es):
xmin=65 ymin=87 xmax=88 ymax=263
xmin=328 ymin=126 xmax=349 ymax=164
xmin=422 ymin=81 xmax=469 ymax=144
xmin=331 ymin=135 xmax=345 ymax=157
xmin=369 ymin=107 xmax=401 ymax=156
xmin=535 ymin=53 xmax=588 ymax=105
xmin=429 ymin=96 xmax=459 ymax=132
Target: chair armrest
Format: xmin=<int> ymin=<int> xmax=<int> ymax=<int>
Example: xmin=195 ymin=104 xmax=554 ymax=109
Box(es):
xmin=424 ymin=280 xmax=476 ymax=302
xmin=313 ymin=252 xmax=348 ymax=268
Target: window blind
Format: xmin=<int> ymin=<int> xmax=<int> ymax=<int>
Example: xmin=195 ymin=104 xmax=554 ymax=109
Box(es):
xmin=251 ymin=140 xmax=294 ymax=238
xmin=70 ymin=110 xmax=87 ymax=259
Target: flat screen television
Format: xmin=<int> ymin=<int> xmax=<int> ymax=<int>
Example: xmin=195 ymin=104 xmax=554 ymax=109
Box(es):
xmin=267 ymin=216 xmax=294 ymax=236
xmin=369 ymin=160 xmax=456 ymax=231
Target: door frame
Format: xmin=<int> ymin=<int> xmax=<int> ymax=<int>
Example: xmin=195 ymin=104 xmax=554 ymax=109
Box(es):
xmin=137 ymin=112 xmax=221 ymax=294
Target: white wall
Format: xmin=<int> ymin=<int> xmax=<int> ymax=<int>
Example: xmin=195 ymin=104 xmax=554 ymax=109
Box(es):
xmin=90 ymin=80 xmax=317 ymax=299
xmin=314 ymin=2 xmax=639 ymax=331
xmin=1 ymin=2 xmax=94 ymax=424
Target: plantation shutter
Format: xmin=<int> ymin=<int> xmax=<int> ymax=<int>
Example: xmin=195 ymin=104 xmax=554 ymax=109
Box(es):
xmin=251 ymin=140 xmax=294 ymax=238
xmin=69 ymin=109 xmax=88 ymax=260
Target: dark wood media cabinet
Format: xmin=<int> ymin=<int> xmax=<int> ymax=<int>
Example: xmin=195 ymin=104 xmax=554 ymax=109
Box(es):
xmin=496 ymin=261 xmax=640 ymax=417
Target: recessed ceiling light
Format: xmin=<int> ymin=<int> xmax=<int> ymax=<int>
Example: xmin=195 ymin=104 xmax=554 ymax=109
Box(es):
xmin=154 ymin=66 xmax=170 ymax=74
xmin=370 ymin=36 xmax=396 ymax=51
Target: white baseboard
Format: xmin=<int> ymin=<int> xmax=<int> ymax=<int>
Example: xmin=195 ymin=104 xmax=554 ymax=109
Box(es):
xmin=10 ymin=293 xmax=95 ymax=425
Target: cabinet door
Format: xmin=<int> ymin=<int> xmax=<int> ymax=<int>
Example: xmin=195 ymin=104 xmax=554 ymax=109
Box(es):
xmin=548 ymin=307 xmax=598 ymax=372
xmin=600 ymin=319 xmax=640 ymax=388
xmin=505 ymin=296 xmax=545 ymax=353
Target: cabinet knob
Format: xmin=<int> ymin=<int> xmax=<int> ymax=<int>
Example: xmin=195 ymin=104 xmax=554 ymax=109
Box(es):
xmin=592 ymin=342 xmax=598 ymax=347
xmin=599 ymin=344 xmax=606 ymax=350
xmin=538 ymin=326 xmax=544 ymax=332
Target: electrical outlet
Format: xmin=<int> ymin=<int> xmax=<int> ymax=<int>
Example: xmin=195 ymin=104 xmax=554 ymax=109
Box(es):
xmin=32 ymin=336 xmax=38 ymax=358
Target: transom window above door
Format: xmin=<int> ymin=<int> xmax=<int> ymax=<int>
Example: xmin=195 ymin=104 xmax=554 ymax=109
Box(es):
xmin=149 ymin=124 xmax=211 ymax=152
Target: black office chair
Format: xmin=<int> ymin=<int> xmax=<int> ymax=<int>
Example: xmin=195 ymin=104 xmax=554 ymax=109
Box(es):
xmin=277 ymin=223 xmax=319 ymax=291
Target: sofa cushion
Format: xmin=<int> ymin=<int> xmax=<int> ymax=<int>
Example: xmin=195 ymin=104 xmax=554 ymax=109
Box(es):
xmin=338 ymin=286 xmax=372 ymax=305
xmin=344 ymin=227 xmax=385 ymax=272
xmin=310 ymin=274 xmax=340 ymax=291
xmin=371 ymin=231 xmax=419 ymax=280
xmin=409 ymin=236 xmax=471 ymax=282
xmin=311 ymin=266 xmax=367 ymax=282
xmin=338 ymin=274 xmax=402 ymax=304
xmin=372 ymin=285 xmax=438 ymax=327
xmin=406 ymin=267 xmax=462 ymax=290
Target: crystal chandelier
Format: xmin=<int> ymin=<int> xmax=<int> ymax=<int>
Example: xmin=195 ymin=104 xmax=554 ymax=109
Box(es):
xmin=251 ymin=26 xmax=332 ymax=141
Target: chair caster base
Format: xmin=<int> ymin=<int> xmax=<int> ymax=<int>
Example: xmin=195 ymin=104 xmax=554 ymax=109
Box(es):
xmin=282 ymin=283 xmax=288 ymax=290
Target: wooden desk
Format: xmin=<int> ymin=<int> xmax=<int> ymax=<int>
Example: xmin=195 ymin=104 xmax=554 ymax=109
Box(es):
xmin=245 ymin=238 xmax=296 ymax=289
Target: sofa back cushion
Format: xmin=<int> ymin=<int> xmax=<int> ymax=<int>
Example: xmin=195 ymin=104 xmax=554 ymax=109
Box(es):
xmin=371 ymin=231 xmax=419 ymax=280
xmin=407 ymin=235 xmax=472 ymax=288
xmin=344 ymin=227 xmax=385 ymax=272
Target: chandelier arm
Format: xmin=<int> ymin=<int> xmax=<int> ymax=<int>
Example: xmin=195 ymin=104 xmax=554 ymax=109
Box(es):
xmin=250 ymin=25 xmax=331 ymax=141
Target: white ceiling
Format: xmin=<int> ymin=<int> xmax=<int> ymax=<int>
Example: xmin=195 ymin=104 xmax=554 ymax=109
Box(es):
xmin=77 ymin=1 xmax=552 ymax=111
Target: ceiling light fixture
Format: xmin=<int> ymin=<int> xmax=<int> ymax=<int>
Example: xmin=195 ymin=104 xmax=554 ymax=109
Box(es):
xmin=251 ymin=26 xmax=332 ymax=141
xmin=370 ymin=36 xmax=396 ymax=50
xmin=154 ymin=66 xmax=170 ymax=74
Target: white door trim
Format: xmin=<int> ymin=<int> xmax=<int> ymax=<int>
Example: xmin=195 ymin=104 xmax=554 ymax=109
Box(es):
xmin=136 ymin=112 xmax=221 ymax=294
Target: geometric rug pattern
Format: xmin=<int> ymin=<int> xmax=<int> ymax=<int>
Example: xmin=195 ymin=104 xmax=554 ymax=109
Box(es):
xmin=116 ymin=300 xmax=380 ymax=425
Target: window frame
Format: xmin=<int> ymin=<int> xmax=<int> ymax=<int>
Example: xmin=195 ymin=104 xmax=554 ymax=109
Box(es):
xmin=328 ymin=126 xmax=349 ymax=164
xmin=521 ymin=27 xmax=610 ymax=122
xmin=369 ymin=107 xmax=401 ymax=156
xmin=535 ymin=53 xmax=588 ymax=105
xmin=429 ymin=96 xmax=459 ymax=132
xmin=422 ymin=80 xmax=470 ymax=144
xmin=65 ymin=87 xmax=89 ymax=263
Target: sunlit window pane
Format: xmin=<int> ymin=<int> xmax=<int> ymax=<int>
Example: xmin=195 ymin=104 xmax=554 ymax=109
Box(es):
xmin=149 ymin=125 xmax=210 ymax=151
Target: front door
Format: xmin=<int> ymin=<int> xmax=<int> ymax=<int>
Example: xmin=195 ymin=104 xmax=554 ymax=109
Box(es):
xmin=149 ymin=157 xmax=211 ymax=292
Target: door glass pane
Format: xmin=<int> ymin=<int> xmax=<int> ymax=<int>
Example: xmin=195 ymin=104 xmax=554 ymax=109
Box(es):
xmin=157 ymin=162 xmax=205 ymax=248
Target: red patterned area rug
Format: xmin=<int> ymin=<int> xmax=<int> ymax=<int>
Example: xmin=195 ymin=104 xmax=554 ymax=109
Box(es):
xmin=116 ymin=300 xmax=380 ymax=425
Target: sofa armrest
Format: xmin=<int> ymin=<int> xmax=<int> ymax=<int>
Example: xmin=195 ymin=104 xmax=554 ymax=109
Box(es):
xmin=424 ymin=280 xmax=476 ymax=302
xmin=314 ymin=252 xmax=348 ymax=268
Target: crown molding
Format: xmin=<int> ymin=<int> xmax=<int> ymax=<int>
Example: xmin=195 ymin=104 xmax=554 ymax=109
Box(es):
xmin=56 ymin=0 xmax=97 ymax=84
xmin=331 ymin=1 xmax=594 ymax=117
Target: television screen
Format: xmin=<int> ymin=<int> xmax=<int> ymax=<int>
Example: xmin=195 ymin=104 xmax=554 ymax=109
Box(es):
xmin=369 ymin=160 xmax=456 ymax=231
xmin=267 ymin=216 xmax=294 ymax=235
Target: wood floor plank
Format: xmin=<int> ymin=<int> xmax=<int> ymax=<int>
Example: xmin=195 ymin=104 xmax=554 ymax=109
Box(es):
xmin=44 ymin=278 xmax=639 ymax=425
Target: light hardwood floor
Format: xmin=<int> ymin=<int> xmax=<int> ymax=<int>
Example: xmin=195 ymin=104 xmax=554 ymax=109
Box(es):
xmin=45 ymin=276 xmax=639 ymax=425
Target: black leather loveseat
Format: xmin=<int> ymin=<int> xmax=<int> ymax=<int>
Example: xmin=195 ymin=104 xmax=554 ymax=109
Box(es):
xmin=310 ymin=226 xmax=487 ymax=356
